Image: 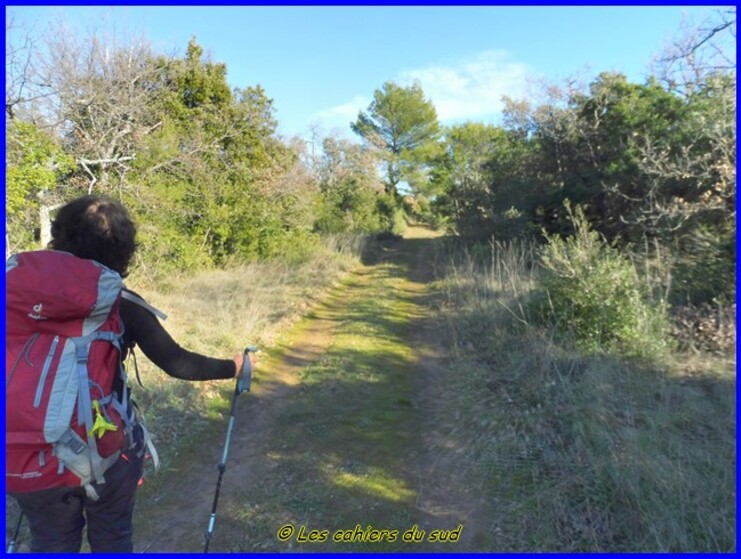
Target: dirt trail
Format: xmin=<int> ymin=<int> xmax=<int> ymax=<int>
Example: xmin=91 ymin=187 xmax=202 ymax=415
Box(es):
xmin=133 ymin=226 xmax=489 ymax=552
xmin=401 ymin=229 xmax=489 ymax=544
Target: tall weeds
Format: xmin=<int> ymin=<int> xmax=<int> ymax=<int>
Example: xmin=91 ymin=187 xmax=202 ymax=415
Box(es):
xmin=440 ymin=237 xmax=537 ymax=358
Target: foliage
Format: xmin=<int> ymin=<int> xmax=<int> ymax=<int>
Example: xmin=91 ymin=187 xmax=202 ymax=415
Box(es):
xmin=6 ymin=121 xmax=75 ymax=254
xmin=6 ymin=121 xmax=74 ymax=218
xmin=373 ymin=191 xmax=407 ymax=236
xmin=433 ymin=121 xmax=535 ymax=240
xmin=5 ymin=29 xmax=327 ymax=269
xmin=139 ymin=39 xmax=305 ymax=266
xmin=4 ymin=13 xmax=735 ymax=309
xmin=533 ymin=204 xmax=671 ymax=358
xmin=430 ymin=63 xmax=734 ymax=306
xmin=352 ymin=80 xmax=441 ymax=196
xmin=670 ymin=222 xmax=736 ymax=305
xmin=437 ymin=229 xmax=734 ymax=551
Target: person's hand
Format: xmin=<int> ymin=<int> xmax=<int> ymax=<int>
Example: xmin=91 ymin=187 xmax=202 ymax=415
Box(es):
xmin=232 ymin=350 xmax=258 ymax=378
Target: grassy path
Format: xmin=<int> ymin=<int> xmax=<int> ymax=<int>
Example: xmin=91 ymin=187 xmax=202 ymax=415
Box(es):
xmin=134 ymin=226 xmax=484 ymax=552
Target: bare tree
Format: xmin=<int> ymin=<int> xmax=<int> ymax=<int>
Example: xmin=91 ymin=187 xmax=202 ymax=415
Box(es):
xmin=6 ymin=17 xmax=173 ymax=249
xmin=5 ymin=13 xmax=61 ymax=123
xmin=634 ymin=79 xmax=736 ymax=234
xmin=33 ymin=23 xmax=170 ymax=195
xmin=652 ymin=8 xmax=736 ymax=97
xmin=634 ymin=10 xmax=737 ymax=235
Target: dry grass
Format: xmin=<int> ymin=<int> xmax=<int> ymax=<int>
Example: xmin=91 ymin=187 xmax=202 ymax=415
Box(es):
xmin=434 ymin=239 xmax=736 ymax=551
xmin=438 ymin=238 xmax=538 ymax=355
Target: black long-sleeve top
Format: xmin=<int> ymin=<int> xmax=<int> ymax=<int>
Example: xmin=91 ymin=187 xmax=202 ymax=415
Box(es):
xmin=119 ymin=290 xmax=235 ymax=382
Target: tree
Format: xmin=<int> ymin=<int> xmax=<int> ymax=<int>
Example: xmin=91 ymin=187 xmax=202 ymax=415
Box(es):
xmin=351 ymin=81 xmax=441 ymax=196
xmin=136 ymin=39 xmax=306 ymax=265
xmin=6 ymin=13 xmax=41 ymax=121
xmin=314 ymin=136 xmax=384 ymax=233
xmin=4 ymin=21 xmax=323 ymax=269
xmin=24 ymin=23 xmax=170 ymax=196
xmin=497 ymin=73 xmax=698 ymax=241
xmin=432 ymin=122 xmax=507 ymax=236
xmin=639 ymin=9 xmax=736 ymax=240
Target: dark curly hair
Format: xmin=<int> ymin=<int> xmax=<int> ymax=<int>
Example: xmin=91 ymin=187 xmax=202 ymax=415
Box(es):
xmin=49 ymin=195 xmax=138 ymax=277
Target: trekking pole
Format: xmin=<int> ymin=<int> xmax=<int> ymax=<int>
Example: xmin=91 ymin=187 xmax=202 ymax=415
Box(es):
xmin=204 ymin=346 xmax=257 ymax=553
xmin=7 ymin=512 xmax=23 ymax=553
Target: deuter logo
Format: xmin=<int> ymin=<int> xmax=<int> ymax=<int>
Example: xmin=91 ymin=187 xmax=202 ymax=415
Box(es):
xmin=28 ymin=303 xmax=47 ymax=321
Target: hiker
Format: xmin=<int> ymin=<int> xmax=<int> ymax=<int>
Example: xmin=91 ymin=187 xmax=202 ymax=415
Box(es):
xmin=6 ymin=194 xmax=257 ymax=553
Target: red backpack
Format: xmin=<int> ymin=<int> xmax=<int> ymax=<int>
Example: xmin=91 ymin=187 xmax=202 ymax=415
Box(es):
xmin=6 ymin=250 xmax=145 ymax=498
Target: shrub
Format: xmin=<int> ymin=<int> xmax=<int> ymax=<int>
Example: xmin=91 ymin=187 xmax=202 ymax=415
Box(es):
xmin=532 ymin=203 xmax=671 ymax=358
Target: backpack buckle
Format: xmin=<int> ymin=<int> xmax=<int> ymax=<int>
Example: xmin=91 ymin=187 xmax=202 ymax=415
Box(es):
xmin=74 ymin=342 xmax=90 ymax=364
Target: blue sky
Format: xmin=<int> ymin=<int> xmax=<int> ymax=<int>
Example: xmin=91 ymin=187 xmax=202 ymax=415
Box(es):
xmin=6 ymin=5 xmax=730 ymax=140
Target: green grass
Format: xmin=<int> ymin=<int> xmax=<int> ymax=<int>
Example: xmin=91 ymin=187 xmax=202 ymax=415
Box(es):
xmin=215 ymin=244 xmax=437 ymax=552
xmin=129 ymin=236 xmax=369 ymax=466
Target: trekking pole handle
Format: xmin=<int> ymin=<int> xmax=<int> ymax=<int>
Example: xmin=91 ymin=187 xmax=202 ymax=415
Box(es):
xmin=237 ymin=346 xmax=257 ymax=394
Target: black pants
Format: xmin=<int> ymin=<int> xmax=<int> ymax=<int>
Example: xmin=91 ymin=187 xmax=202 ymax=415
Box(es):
xmin=10 ymin=439 xmax=145 ymax=552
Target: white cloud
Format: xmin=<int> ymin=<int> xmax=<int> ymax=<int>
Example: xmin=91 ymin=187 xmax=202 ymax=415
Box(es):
xmin=400 ymin=50 xmax=533 ymax=124
xmin=310 ymin=95 xmax=371 ymax=136
xmin=311 ymin=50 xmax=534 ymax=137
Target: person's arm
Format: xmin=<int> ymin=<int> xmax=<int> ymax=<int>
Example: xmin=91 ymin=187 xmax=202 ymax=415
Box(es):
xmin=120 ymin=292 xmax=236 ymax=381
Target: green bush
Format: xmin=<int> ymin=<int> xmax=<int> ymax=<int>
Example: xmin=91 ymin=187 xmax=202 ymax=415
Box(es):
xmin=315 ymin=181 xmax=383 ymax=235
xmin=532 ymin=203 xmax=671 ymax=358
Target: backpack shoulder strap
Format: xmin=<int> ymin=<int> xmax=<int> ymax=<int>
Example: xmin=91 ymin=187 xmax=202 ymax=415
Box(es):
xmin=121 ymin=289 xmax=168 ymax=321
